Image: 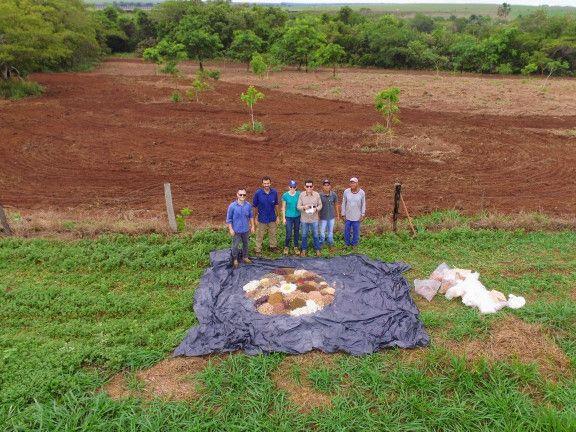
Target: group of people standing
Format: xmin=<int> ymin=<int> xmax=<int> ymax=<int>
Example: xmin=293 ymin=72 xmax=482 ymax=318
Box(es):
xmin=226 ymin=176 xmax=366 ymax=268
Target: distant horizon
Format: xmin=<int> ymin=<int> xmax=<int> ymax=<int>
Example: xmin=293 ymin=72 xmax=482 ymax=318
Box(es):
xmin=230 ymin=0 xmax=576 ymax=6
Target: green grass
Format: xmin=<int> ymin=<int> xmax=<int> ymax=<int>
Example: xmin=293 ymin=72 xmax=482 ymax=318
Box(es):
xmin=1 ymin=226 xmax=575 ymax=430
xmin=0 ymin=79 xmax=44 ymax=100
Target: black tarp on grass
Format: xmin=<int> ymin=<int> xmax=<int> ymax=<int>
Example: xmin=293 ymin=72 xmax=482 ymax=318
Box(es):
xmin=174 ymin=250 xmax=429 ymax=356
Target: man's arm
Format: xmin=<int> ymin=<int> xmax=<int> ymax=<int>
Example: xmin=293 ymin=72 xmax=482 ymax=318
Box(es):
xmin=335 ymin=193 xmax=341 ymax=219
xmin=249 ymin=207 xmax=255 ymax=232
xmin=252 ymin=193 xmax=259 ymax=224
xmin=341 ymin=191 xmax=347 ymax=219
xmin=281 ymin=199 xmax=286 ymax=224
xmin=361 ymin=191 xmax=366 ymax=220
xmin=226 ymin=205 xmax=235 ymax=236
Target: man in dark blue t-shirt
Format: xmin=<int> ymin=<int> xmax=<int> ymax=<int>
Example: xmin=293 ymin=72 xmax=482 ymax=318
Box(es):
xmin=252 ymin=176 xmax=279 ymax=254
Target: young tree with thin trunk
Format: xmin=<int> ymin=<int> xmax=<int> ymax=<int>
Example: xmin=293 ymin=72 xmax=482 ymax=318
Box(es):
xmin=240 ymin=86 xmax=265 ymax=131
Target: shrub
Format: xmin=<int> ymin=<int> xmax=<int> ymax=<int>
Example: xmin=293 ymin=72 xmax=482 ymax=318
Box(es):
xmin=205 ymin=69 xmax=220 ymax=80
xmin=176 ymin=208 xmax=192 ymax=232
xmin=0 ymin=79 xmax=44 ymax=100
xmin=497 ymin=63 xmax=514 ymax=75
xmin=171 ymin=91 xmax=182 ymax=103
xmin=237 ymin=121 xmax=265 ymax=133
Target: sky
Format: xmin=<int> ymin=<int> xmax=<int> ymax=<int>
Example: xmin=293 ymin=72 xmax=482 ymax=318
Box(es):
xmin=231 ymin=0 xmax=576 ymax=6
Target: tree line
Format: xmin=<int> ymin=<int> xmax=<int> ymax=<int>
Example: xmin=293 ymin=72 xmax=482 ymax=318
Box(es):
xmin=1 ymin=0 xmax=575 ymax=88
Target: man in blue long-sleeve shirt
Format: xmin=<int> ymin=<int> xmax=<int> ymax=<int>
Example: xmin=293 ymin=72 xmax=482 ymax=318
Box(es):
xmin=226 ymin=188 xmax=255 ymax=269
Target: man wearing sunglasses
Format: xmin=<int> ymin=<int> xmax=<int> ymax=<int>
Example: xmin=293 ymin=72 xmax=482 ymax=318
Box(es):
xmin=226 ymin=188 xmax=255 ymax=269
xmin=297 ymin=180 xmax=323 ymax=257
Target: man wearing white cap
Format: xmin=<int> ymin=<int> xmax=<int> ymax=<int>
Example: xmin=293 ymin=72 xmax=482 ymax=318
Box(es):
xmin=341 ymin=177 xmax=365 ymax=248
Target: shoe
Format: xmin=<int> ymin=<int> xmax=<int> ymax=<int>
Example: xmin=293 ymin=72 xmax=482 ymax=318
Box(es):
xmin=315 ymin=250 xmax=321 ymax=257
xmin=233 ymin=259 xmax=239 ymax=269
xmin=294 ymin=247 xmax=300 ymax=255
xmin=329 ymin=246 xmax=335 ymax=253
xmin=283 ymin=247 xmax=289 ymax=255
xmin=300 ymin=250 xmax=307 ymax=257
xmin=243 ymin=258 xmax=253 ymax=264
xmin=254 ymin=249 xmax=262 ymax=255
xmin=270 ymin=246 xmax=279 ymax=252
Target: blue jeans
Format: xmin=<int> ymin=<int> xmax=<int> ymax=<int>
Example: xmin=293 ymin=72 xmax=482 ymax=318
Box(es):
xmin=344 ymin=220 xmax=360 ymax=246
xmin=285 ymin=216 xmax=300 ymax=248
xmin=319 ymin=218 xmax=335 ymax=247
xmin=301 ymin=221 xmax=320 ymax=251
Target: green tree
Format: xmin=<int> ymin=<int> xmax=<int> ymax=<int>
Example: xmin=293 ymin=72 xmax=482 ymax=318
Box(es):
xmin=240 ymin=86 xmax=265 ymax=131
xmin=143 ymin=39 xmax=187 ymax=75
xmin=176 ymin=15 xmax=223 ymax=70
xmin=314 ymin=43 xmax=346 ymax=77
xmin=276 ymin=18 xmax=326 ymax=71
xmin=374 ymin=87 xmax=400 ymax=131
xmin=0 ymin=0 xmax=101 ymax=83
xmin=250 ymin=53 xmax=267 ymax=78
xmin=187 ymin=72 xmax=211 ymax=102
xmin=228 ymin=30 xmax=264 ymax=70
xmin=497 ymin=3 xmax=512 ymax=21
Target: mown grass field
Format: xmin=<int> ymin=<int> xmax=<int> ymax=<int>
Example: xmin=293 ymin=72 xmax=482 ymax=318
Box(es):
xmin=1 ymin=216 xmax=575 ymax=430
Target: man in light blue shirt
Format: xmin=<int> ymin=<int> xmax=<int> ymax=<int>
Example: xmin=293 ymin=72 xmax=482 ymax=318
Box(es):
xmin=226 ymin=188 xmax=255 ymax=269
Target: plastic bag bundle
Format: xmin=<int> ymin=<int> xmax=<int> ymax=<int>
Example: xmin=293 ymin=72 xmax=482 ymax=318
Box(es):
xmin=415 ymin=263 xmax=526 ymax=314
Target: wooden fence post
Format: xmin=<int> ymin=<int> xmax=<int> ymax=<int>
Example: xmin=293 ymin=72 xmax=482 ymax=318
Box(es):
xmin=164 ymin=183 xmax=178 ymax=233
xmin=392 ymin=183 xmax=401 ymax=233
xmin=0 ymin=204 xmax=13 ymax=236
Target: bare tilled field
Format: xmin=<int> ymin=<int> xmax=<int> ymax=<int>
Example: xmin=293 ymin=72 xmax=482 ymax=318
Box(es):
xmin=1 ymin=58 xmax=575 ymax=225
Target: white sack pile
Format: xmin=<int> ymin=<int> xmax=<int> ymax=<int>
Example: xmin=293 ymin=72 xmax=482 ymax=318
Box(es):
xmin=414 ymin=263 xmax=526 ymax=314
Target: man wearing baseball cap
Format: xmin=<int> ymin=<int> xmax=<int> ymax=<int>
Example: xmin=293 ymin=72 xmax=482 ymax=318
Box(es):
xmin=341 ymin=177 xmax=366 ymax=249
xmin=281 ymin=180 xmax=301 ymax=255
xmin=319 ymin=179 xmax=339 ymax=253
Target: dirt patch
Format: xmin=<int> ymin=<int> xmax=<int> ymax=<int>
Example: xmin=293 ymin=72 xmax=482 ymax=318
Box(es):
xmin=104 ymin=356 xmax=215 ymax=401
xmin=439 ymin=316 xmax=571 ymax=380
xmin=271 ymin=351 xmax=337 ymax=412
xmin=2 ymin=58 xmax=576 ymax=223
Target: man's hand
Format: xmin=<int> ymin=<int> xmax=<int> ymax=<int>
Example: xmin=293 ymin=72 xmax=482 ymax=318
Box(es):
xmin=282 ymin=217 xmax=286 ymax=225
xmin=250 ymin=226 xmax=255 ymax=234
xmin=229 ymin=228 xmax=235 ymax=237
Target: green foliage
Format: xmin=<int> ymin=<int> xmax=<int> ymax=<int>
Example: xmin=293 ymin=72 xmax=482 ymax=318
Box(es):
xmin=143 ymin=38 xmax=187 ymax=75
xmin=170 ymin=91 xmax=181 ymax=103
xmin=314 ymin=43 xmax=346 ymax=77
xmin=521 ymin=62 xmax=539 ymax=75
xmin=204 ymin=69 xmax=221 ymax=80
xmin=250 ymin=53 xmax=267 ymax=78
xmin=186 ymin=73 xmax=211 ymax=102
xmin=175 ymin=208 xmax=192 ymax=232
xmin=175 ymin=15 xmax=223 ymax=70
xmin=240 ymin=86 xmax=265 ymax=131
xmin=274 ymin=17 xmax=327 ymax=71
xmin=0 ymin=0 xmax=102 ymax=83
xmin=237 ymin=120 xmax=265 ymax=133
xmin=0 ymin=79 xmax=43 ymax=100
xmin=228 ymin=30 xmax=264 ymax=66
xmin=374 ymin=87 xmax=401 ymax=131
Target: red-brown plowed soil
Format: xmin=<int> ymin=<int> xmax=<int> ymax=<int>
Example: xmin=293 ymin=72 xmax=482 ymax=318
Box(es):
xmin=1 ymin=59 xmax=575 ymax=224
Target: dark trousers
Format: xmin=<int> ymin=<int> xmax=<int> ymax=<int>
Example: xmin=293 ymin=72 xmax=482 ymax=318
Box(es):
xmin=231 ymin=232 xmax=249 ymax=260
xmin=284 ymin=216 xmax=300 ymax=248
xmin=344 ymin=220 xmax=361 ymax=246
